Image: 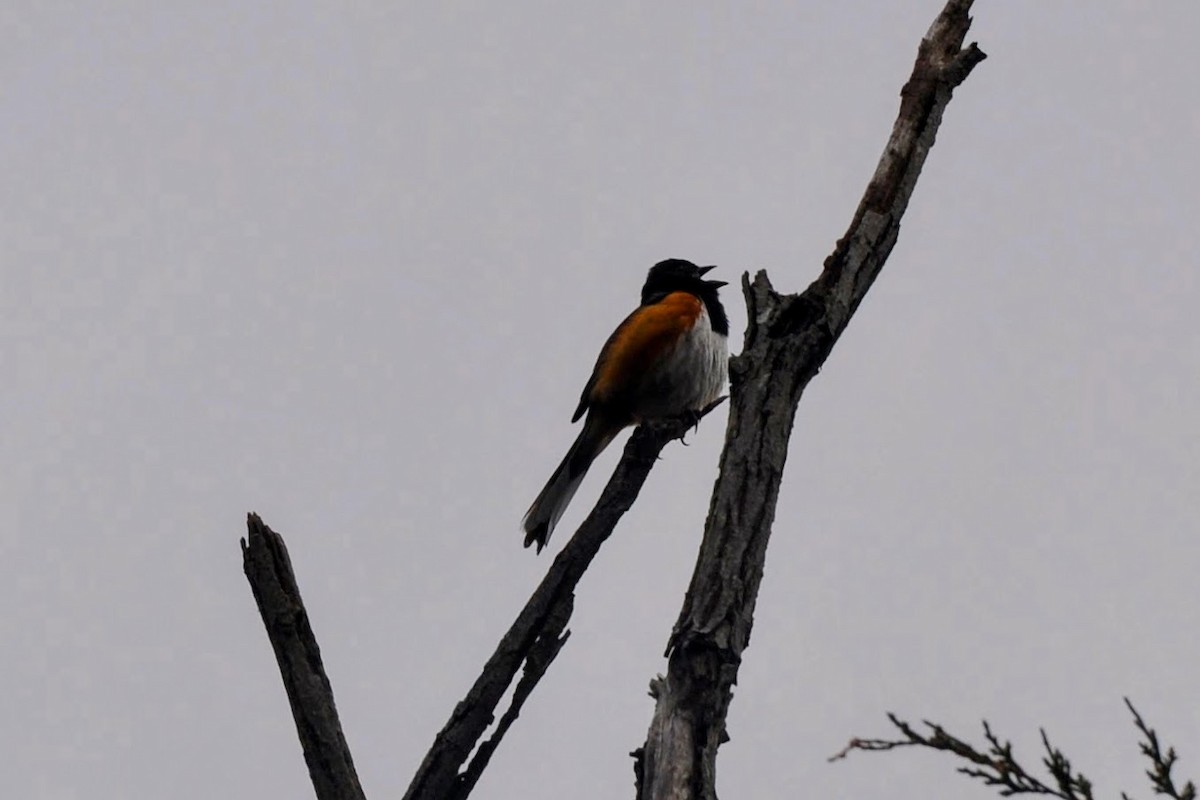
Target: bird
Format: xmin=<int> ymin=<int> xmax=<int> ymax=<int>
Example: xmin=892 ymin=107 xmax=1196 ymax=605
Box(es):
xmin=521 ymin=258 xmax=729 ymax=552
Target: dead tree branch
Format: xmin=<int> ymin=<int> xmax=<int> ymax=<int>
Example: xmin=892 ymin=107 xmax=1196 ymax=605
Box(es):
xmin=244 ymin=404 xmax=721 ymax=800
xmin=245 ymin=409 xmax=712 ymax=799
xmin=237 ymin=407 xmax=715 ymax=800
xmin=635 ymin=1 xmax=986 ymax=797
xmin=242 ymin=513 xmax=367 ymax=800
xmin=402 ymin=402 xmax=722 ymax=800
xmin=244 ymin=1 xmax=988 ymax=798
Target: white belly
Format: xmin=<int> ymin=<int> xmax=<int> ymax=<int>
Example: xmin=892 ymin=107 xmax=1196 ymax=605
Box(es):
xmin=631 ymin=305 xmax=728 ymax=420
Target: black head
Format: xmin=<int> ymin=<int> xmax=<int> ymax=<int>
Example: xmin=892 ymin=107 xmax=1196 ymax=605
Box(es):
xmin=641 ymin=259 xmax=726 ymax=301
xmin=641 ymin=258 xmax=729 ymax=335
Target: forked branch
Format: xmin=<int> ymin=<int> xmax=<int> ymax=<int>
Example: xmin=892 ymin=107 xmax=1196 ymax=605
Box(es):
xmin=244 ymin=2 xmax=990 ymax=799
xmin=637 ymin=2 xmax=986 ymax=797
xmin=831 ymin=700 xmax=1195 ymax=800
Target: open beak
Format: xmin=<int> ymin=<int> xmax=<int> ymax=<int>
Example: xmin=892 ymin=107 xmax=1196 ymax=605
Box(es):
xmin=697 ymin=264 xmax=727 ymax=287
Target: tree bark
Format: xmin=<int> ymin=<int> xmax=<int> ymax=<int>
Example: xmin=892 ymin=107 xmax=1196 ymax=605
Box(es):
xmin=242 ymin=2 xmax=986 ymax=798
xmin=403 ymin=406 xmax=722 ymax=800
xmin=242 ymin=513 xmax=366 ymax=800
xmin=243 ymin=408 xmax=720 ymax=800
xmin=635 ymin=2 xmax=986 ymax=798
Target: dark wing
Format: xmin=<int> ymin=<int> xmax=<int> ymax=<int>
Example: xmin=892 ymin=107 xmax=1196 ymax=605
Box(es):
xmin=571 ymin=292 xmax=702 ymax=421
xmin=572 ymin=306 xmax=640 ymax=422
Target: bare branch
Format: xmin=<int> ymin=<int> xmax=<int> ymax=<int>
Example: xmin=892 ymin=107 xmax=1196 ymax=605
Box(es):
xmin=637 ymin=1 xmax=986 ymax=797
xmin=403 ymin=401 xmax=726 ymax=800
xmin=246 ymin=403 xmax=724 ymax=800
xmin=242 ymin=513 xmax=367 ymax=800
xmin=245 ymin=2 xmax=993 ymax=798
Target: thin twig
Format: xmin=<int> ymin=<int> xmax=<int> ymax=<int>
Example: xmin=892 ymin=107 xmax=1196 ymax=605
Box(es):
xmin=837 ymin=701 xmax=1196 ymax=800
xmin=1123 ymin=699 xmax=1197 ymax=800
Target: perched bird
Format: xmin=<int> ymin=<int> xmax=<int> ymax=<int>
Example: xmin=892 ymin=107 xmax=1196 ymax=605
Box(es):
xmin=522 ymin=259 xmax=729 ymax=552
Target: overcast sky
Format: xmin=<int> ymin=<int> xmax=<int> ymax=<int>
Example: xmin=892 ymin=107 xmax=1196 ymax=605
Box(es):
xmin=4 ymin=2 xmax=1198 ymax=799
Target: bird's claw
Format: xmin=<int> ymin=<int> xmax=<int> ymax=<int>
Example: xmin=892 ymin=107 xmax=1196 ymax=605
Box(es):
xmin=677 ymin=407 xmax=705 ymax=445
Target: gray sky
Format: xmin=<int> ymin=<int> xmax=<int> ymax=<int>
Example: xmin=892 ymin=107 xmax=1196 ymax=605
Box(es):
xmin=4 ymin=2 xmax=1197 ymax=798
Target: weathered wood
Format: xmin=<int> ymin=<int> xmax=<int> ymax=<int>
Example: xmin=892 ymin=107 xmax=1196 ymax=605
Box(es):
xmin=637 ymin=2 xmax=987 ymax=798
xmin=404 ymin=402 xmax=725 ymax=800
xmin=244 ymin=4 xmax=987 ymax=798
xmin=242 ymin=513 xmax=367 ymax=800
xmin=242 ymin=398 xmax=721 ymax=800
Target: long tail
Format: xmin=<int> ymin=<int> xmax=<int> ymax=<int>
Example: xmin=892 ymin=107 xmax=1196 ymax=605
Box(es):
xmin=522 ymin=415 xmax=619 ymax=552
